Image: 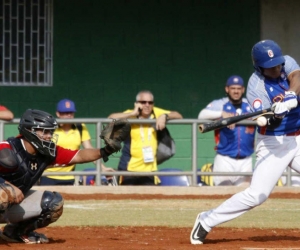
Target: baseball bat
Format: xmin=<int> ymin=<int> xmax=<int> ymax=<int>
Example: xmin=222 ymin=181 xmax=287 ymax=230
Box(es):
xmin=199 ymin=108 xmax=272 ymax=133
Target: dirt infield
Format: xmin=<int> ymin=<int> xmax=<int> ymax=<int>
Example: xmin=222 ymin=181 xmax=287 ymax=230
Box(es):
xmin=1 ymin=192 xmax=300 ymax=249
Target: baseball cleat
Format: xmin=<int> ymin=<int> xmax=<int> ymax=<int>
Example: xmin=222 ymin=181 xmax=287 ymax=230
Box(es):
xmin=190 ymin=213 xmax=208 ymax=244
xmin=19 ymin=231 xmax=49 ymax=244
xmin=0 ymin=225 xmax=49 ymax=244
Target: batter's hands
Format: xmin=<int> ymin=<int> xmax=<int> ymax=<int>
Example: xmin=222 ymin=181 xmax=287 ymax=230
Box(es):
xmin=273 ymin=91 xmax=298 ymax=118
xmin=284 ymin=91 xmax=298 ymax=110
xmin=156 ymin=114 xmax=168 ymax=130
xmin=272 ymin=101 xmax=291 ymax=118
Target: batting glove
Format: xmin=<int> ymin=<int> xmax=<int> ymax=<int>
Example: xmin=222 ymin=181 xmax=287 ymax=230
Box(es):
xmin=271 ymin=102 xmax=288 ymax=118
xmin=284 ymin=91 xmax=298 ymax=110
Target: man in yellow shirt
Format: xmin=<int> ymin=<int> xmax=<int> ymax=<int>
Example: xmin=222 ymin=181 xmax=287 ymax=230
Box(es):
xmin=40 ymin=99 xmax=114 ymax=185
xmin=108 ymin=90 xmax=182 ymax=185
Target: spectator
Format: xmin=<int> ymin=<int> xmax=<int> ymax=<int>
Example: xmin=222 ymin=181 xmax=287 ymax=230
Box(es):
xmin=108 ymin=90 xmax=183 ymax=185
xmin=0 ymin=104 xmax=14 ymax=121
xmin=198 ymin=75 xmax=256 ymax=186
xmin=39 ymin=99 xmax=114 ymax=185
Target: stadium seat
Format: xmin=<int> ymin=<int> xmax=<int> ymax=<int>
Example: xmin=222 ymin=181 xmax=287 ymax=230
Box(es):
xmin=78 ymin=167 xmax=117 ymax=186
xmin=158 ymin=168 xmax=190 ymax=186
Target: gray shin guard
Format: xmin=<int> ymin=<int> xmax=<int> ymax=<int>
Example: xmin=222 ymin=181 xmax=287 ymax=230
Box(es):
xmin=37 ymin=190 xmax=64 ymax=228
xmin=2 ymin=190 xmax=44 ymax=224
xmin=2 ymin=190 xmax=64 ymax=229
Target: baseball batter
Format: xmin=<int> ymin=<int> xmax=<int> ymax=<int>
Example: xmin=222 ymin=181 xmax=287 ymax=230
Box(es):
xmin=198 ymin=75 xmax=255 ymax=186
xmin=191 ymin=39 xmax=300 ymax=244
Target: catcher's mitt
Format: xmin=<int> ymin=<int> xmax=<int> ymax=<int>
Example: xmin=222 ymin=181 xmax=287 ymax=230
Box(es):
xmin=100 ymin=119 xmax=131 ymax=162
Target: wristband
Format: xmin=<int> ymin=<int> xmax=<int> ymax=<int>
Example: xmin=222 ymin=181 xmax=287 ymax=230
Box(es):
xmin=267 ymin=115 xmax=283 ymax=129
xmin=164 ymin=114 xmax=169 ymax=121
xmin=284 ymin=91 xmax=298 ymax=110
xmin=100 ymin=147 xmax=112 ymax=163
xmin=0 ymin=177 xmax=5 ymax=184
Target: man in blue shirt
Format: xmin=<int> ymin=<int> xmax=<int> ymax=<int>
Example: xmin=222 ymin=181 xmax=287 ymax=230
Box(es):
xmin=198 ymin=75 xmax=255 ymax=186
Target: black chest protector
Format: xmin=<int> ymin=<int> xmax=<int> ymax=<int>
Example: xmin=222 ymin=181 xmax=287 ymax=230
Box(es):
xmin=0 ymin=137 xmax=55 ymax=194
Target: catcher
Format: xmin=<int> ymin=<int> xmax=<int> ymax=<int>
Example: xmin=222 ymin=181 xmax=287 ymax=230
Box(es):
xmin=0 ymin=109 xmax=130 ymax=244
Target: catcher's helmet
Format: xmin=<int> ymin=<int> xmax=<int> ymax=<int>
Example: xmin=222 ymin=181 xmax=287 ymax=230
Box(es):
xmin=18 ymin=109 xmax=58 ymax=157
xmin=251 ymin=40 xmax=285 ymax=72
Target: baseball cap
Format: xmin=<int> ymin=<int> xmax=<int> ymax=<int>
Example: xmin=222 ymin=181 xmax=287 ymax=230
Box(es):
xmin=56 ymin=99 xmax=76 ymax=112
xmin=226 ymin=75 xmax=244 ymax=86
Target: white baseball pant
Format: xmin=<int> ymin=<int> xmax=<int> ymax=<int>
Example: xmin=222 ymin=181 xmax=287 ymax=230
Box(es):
xmin=200 ymin=133 xmax=300 ymax=232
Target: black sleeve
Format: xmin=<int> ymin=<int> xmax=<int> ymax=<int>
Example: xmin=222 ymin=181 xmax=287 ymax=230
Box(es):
xmin=266 ymin=115 xmax=283 ymax=130
xmin=0 ymin=148 xmax=18 ymax=169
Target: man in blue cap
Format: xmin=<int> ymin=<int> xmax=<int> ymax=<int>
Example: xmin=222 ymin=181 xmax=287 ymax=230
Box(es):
xmin=198 ymin=75 xmax=256 ymax=186
xmin=39 ymin=98 xmax=115 ymax=185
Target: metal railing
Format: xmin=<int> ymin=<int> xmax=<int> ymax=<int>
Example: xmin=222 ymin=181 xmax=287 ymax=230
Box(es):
xmin=0 ymin=118 xmax=297 ymax=186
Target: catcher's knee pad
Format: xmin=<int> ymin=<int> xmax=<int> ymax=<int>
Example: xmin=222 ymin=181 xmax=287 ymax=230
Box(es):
xmin=37 ymin=191 xmax=64 ymax=228
xmin=0 ymin=183 xmax=16 ymax=211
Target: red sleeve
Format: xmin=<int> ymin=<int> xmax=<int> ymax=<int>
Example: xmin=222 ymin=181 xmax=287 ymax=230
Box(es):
xmin=53 ymin=145 xmax=79 ymax=166
xmin=0 ymin=142 xmax=15 ymax=173
xmin=0 ymin=105 xmax=8 ymax=111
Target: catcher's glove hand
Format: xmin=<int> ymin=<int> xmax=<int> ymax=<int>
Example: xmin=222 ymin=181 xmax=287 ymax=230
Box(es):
xmin=100 ymin=119 xmax=131 ymax=162
xmin=0 ymin=182 xmax=18 ymax=210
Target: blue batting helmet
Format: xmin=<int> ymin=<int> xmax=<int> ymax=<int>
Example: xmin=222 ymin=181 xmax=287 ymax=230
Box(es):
xmin=251 ymin=40 xmax=285 ymax=71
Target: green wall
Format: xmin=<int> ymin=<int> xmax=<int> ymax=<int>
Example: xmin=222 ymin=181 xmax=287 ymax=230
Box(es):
xmin=52 ymin=0 xmax=260 ymax=119
xmin=1 ymin=0 xmax=260 ymax=172
xmin=0 ymin=0 xmax=260 ymax=118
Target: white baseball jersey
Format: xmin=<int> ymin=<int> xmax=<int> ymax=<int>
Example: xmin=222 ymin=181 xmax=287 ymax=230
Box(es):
xmin=198 ymin=55 xmax=300 ymax=233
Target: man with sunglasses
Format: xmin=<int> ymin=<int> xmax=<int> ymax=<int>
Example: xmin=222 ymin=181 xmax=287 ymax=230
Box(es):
xmin=108 ymin=90 xmax=182 ymax=185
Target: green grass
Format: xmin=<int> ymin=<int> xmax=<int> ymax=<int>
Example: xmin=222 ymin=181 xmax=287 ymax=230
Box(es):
xmin=51 ymin=198 xmax=300 ymax=228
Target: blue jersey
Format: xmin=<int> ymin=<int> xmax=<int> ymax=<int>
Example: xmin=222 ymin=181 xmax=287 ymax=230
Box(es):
xmin=246 ymin=55 xmax=300 ymax=135
xmin=199 ymin=98 xmax=255 ymax=158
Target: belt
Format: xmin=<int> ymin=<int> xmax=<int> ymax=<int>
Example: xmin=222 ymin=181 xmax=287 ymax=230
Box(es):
xmin=218 ymin=153 xmax=249 ymax=159
xmin=231 ymin=156 xmax=248 ymax=160
xmin=286 ymin=129 xmax=300 ymax=136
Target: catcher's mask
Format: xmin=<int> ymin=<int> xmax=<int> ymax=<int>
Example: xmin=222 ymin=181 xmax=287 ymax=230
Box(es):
xmin=18 ymin=109 xmax=58 ymax=157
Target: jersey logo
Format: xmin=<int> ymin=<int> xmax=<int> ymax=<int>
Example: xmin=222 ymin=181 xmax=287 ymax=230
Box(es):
xmin=225 ymin=105 xmax=232 ymax=111
xmin=245 ymin=126 xmax=255 ymax=134
xmin=273 ymin=94 xmax=284 ymax=103
xmin=236 ymin=108 xmax=242 ymax=115
xmin=281 ymin=72 xmax=286 ymax=80
xmin=31 ymin=162 xmax=37 ymax=170
xmin=252 ymin=99 xmax=262 ymax=111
